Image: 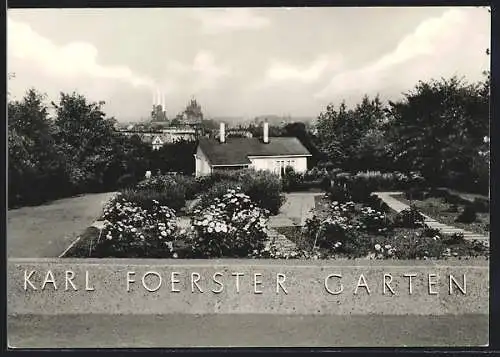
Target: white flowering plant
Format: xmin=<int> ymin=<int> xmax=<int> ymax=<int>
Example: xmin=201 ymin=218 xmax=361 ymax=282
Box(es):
xmin=368 ymin=243 xmax=397 ymax=260
xmin=189 ymin=188 xmax=270 ymax=258
xmin=358 ymin=206 xmax=389 ymax=234
xmin=94 ymin=194 xmax=180 ymax=257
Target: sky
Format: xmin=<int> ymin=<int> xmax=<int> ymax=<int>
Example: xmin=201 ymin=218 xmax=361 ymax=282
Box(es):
xmin=7 ymin=6 xmax=490 ymax=121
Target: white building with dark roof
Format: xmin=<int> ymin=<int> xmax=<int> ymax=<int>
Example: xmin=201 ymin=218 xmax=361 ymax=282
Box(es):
xmin=194 ymin=122 xmax=311 ymax=177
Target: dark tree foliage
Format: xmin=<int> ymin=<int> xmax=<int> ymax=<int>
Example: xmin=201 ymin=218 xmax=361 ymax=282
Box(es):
xmin=385 ymin=76 xmax=489 ymax=192
xmin=8 ymin=90 xmax=154 ymax=207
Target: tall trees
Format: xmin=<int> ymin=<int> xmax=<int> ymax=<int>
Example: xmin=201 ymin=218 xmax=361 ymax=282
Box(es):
xmin=315 ymin=95 xmax=388 ymax=171
xmin=8 ymin=89 xmax=153 ymax=207
xmin=8 ymin=89 xmax=69 ymax=205
xmin=314 ymin=75 xmax=489 ymax=193
xmin=385 ymin=76 xmax=489 ymax=190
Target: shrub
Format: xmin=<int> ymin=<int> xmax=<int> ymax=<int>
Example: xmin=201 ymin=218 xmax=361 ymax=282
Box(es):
xmin=172 ymin=175 xmax=199 ymax=200
xmin=189 ymin=188 xmax=269 ymax=258
xmin=302 ymin=203 xmax=374 ymax=257
xmin=389 ymin=232 xmax=444 ymax=259
xmin=393 ymin=205 xmax=426 ymax=228
xmin=94 ymin=195 xmax=180 ymax=257
xmin=358 ymin=206 xmax=390 ymax=234
xmin=364 ymin=194 xmax=391 ymax=213
xmin=282 ymin=166 xmax=304 ymax=192
xmin=198 ymin=169 xmax=285 ymax=214
xmin=121 ymin=186 xmax=186 ymax=212
xmin=422 ymin=226 xmax=442 ymax=238
xmin=239 ymin=170 xmax=285 ymax=214
xmin=455 ymin=205 xmax=477 ymax=223
xmin=326 ymin=183 xmax=351 ymax=203
xmin=405 ymin=188 xmax=427 ymax=201
xmin=472 ymin=197 xmax=489 ymax=213
xmin=116 ymin=173 xmax=137 ymax=189
xmin=443 ymin=232 xmax=465 ymax=245
xmin=199 ymin=180 xmax=239 ymax=208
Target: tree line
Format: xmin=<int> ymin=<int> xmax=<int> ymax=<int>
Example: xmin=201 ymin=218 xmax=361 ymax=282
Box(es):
xmin=312 ymin=75 xmax=489 ymax=193
xmin=8 ymin=89 xmax=196 ymax=208
xmin=8 ymin=73 xmax=489 ymax=208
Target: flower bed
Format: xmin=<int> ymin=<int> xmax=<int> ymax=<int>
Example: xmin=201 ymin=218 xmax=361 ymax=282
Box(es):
xmin=198 ymin=169 xmax=285 ymax=214
xmin=65 ymin=188 xmax=277 ymax=259
xmin=80 ymin=195 xmax=184 ymax=258
xmin=188 ymin=188 xmax=270 ymax=258
xmin=394 ymin=194 xmax=489 ymax=236
xmin=294 ymin=196 xmax=489 ymax=260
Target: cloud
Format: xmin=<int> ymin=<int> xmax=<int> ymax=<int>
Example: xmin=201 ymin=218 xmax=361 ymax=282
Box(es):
xmin=164 ymin=50 xmax=231 ymax=92
xmin=192 ymin=8 xmax=270 ymax=34
xmin=315 ymin=9 xmax=471 ymax=99
xmin=266 ymin=54 xmax=343 ymax=83
xmin=7 ymin=17 xmax=155 ymax=89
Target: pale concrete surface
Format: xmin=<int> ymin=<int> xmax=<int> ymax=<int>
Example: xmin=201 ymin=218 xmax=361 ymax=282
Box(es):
xmin=373 ymin=192 xmax=489 ymax=246
xmin=8 ymin=192 xmax=117 ymax=258
xmin=8 ymin=259 xmax=488 ymax=316
xmin=265 ymin=227 xmax=298 ymax=254
xmin=269 ymin=192 xmax=322 ymax=228
xmin=7 ymin=313 xmax=488 ymax=348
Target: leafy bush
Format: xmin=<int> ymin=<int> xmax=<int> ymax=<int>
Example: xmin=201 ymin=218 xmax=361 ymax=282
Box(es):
xmin=358 ymin=206 xmax=390 ymax=234
xmin=189 ymin=188 xmax=269 ymax=258
xmin=422 ymin=226 xmax=441 ymax=238
xmin=455 ymin=205 xmax=477 ymax=223
xmin=364 ymin=194 xmax=391 ymax=213
xmin=329 ymin=170 xmax=425 ymax=194
xmin=393 ymin=205 xmax=426 ymax=228
xmin=121 ymin=186 xmax=186 ymax=212
xmin=303 ymin=214 xmax=367 ymax=256
xmin=387 ymin=232 xmax=444 ymax=260
xmin=199 ymin=180 xmax=239 ymax=208
xmin=239 ymin=170 xmax=285 ymax=214
xmin=326 ymin=183 xmax=351 ymax=203
xmin=197 ymin=169 xmax=285 ymax=214
xmin=171 ymin=175 xmax=199 ymax=200
xmin=116 ymin=174 xmax=137 ymax=189
xmin=472 ymin=197 xmax=489 ymax=213
xmin=94 ymin=195 xmax=180 ymax=257
xmin=443 ymin=232 xmax=465 ymax=245
xmin=282 ymin=166 xmax=304 ymax=192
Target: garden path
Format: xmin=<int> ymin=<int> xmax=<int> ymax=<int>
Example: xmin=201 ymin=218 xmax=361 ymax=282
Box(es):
xmin=268 ymin=192 xmax=323 ymax=228
xmin=264 ymin=192 xmax=324 ymax=255
xmin=8 ymin=192 xmax=117 ymax=258
xmin=373 ymin=192 xmax=489 ymax=247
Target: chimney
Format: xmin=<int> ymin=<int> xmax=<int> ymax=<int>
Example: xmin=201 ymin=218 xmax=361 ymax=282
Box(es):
xmin=219 ymin=122 xmax=226 ymax=143
xmin=263 ymin=121 xmax=269 ymax=144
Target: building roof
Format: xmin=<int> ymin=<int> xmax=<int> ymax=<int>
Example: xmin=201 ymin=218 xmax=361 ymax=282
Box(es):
xmin=198 ymin=137 xmax=311 ymax=166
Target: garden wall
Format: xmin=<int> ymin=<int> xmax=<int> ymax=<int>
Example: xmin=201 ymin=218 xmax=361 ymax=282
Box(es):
xmin=8 ymin=258 xmax=488 ymax=316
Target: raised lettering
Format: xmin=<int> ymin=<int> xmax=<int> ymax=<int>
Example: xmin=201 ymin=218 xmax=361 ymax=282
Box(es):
xmin=324 ymin=274 xmax=343 ymax=295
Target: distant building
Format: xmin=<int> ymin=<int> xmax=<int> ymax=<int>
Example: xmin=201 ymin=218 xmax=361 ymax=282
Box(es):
xmin=151 ymin=136 xmax=164 ymax=151
xmin=118 ymin=126 xmax=198 ymax=149
xmin=194 ymin=122 xmax=311 ymax=177
xmin=180 ymin=98 xmax=203 ymax=126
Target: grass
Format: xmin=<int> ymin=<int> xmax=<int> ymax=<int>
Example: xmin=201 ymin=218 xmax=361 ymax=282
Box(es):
xmin=393 ymin=195 xmax=489 ymax=236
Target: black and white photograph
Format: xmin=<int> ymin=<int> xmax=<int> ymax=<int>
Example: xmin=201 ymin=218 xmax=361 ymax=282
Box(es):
xmin=6 ymin=6 xmax=490 ymax=348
